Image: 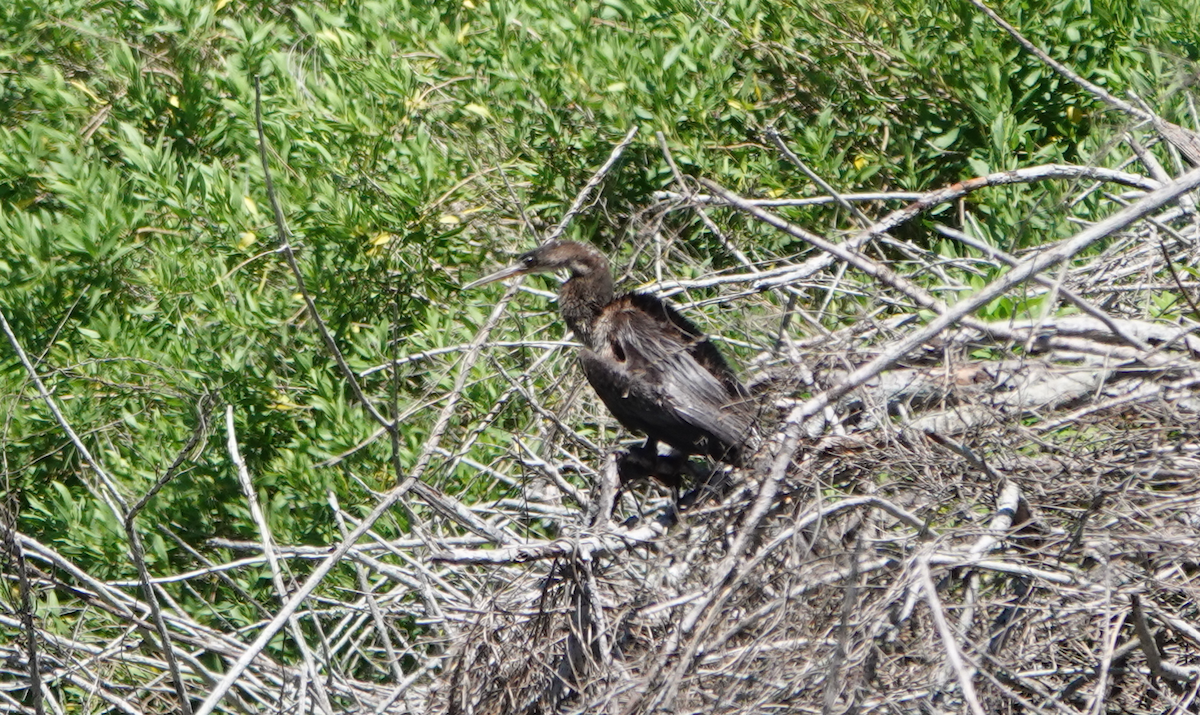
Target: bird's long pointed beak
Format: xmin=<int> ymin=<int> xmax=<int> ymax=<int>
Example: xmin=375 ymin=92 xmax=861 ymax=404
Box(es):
xmin=462 ymin=262 xmax=528 ymax=290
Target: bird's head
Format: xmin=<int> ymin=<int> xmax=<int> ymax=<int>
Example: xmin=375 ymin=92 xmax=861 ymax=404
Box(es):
xmin=463 ymin=240 xmax=609 ymax=289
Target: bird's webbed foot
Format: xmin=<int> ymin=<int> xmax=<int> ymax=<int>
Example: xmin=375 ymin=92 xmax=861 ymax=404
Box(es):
xmin=615 ymin=443 xmax=658 ymax=485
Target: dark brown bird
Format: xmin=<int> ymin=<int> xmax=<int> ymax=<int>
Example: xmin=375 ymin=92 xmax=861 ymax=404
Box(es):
xmin=465 ymin=240 xmax=755 ymax=483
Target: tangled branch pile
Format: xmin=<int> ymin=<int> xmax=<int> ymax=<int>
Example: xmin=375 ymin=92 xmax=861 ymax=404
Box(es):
xmin=430 ymin=141 xmax=1200 ymax=713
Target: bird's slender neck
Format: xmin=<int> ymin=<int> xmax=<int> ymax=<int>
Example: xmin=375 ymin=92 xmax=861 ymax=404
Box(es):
xmin=557 ymin=248 xmax=613 ymax=348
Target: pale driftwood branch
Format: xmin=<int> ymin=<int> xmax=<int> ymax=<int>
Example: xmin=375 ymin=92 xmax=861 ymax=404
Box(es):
xmin=328 ymin=491 xmax=406 ymax=682
xmin=702 ymin=178 xmax=1200 ymax=367
xmin=918 ymin=557 xmax=987 ymax=715
xmin=647 ymin=164 xmax=1161 ymax=298
xmin=1002 ymin=315 xmax=1200 ymax=357
xmin=933 ymin=223 xmax=1153 ymax=351
xmin=770 ymin=162 xmax=1200 ymax=430
xmin=628 ymin=166 xmax=1200 ymax=713
xmin=704 ymin=182 xmax=1163 ymax=374
xmin=191 ymin=480 xmax=423 ymax=715
xmin=430 ymin=519 xmax=670 ymax=566
xmin=947 ymin=480 xmax=1025 ymax=693
xmin=9 ymin=532 xmax=304 ymax=708
xmin=653 ymin=189 xmax=926 ymax=206
xmin=226 ymin=406 xmax=333 ymax=715
xmin=1086 ymin=606 xmax=1125 ymax=715
xmin=0 ymin=507 xmax=42 ymax=715
xmin=737 ymin=164 xmax=1163 ymax=293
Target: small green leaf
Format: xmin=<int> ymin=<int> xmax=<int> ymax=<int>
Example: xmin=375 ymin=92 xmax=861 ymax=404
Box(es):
xmin=929 ymin=127 xmax=960 ymax=150
xmin=663 ymin=44 xmax=684 ymax=70
xmin=463 ymin=103 xmax=491 ymax=119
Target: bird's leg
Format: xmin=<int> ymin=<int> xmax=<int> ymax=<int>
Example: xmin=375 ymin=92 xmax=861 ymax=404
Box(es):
xmin=634 ymin=438 xmax=658 ymax=466
xmin=613 ymin=482 xmax=637 ymax=527
xmin=638 ymin=443 xmax=690 ymax=519
xmin=616 ymin=439 xmax=688 ymax=521
xmin=654 ymin=451 xmax=687 ymax=490
xmin=616 ymin=440 xmax=658 ymax=484
xmin=614 ymin=440 xmax=660 ymax=523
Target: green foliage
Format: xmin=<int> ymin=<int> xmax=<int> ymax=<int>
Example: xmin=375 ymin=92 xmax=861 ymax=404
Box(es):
xmin=1 ymin=0 xmax=1197 ymax=693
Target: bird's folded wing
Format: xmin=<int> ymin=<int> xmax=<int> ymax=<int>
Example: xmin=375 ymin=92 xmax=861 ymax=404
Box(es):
xmin=583 ymin=308 xmax=751 ymax=450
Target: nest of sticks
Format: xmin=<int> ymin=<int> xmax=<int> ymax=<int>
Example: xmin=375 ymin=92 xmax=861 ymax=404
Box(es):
xmin=428 ymin=121 xmax=1200 ymax=714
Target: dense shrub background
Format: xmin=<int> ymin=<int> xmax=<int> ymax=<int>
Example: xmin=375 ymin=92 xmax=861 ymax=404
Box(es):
xmin=2 ymin=0 xmax=1197 ymax=668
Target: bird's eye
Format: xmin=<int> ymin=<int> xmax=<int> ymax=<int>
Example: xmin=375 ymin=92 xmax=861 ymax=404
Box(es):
xmin=522 ymin=255 xmax=535 ymax=266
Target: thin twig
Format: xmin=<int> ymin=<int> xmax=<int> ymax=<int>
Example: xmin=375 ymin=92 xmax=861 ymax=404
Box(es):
xmin=967 ymin=0 xmax=1200 ymax=166
xmin=766 ymin=127 xmax=872 ymax=226
xmin=543 ymin=125 xmax=639 ymax=244
xmin=1130 ymin=595 xmax=1197 ymax=686
xmin=918 ymin=557 xmax=987 ymax=715
xmin=1159 ymin=240 xmax=1200 ymax=318
xmin=253 ymin=77 xmax=392 ymax=430
xmin=933 ymin=224 xmax=1152 ymax=351
xmin=635 ymin=165 xmax=1200 ymax=710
